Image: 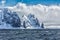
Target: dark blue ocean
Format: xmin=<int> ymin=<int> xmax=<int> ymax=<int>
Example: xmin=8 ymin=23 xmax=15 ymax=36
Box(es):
xmin=0 ymin=29 xmax=60 ymax=40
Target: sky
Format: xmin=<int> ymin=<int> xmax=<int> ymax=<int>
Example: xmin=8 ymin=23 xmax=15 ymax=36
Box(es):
xmin=0 ymin=0 xmax=60 ymax=6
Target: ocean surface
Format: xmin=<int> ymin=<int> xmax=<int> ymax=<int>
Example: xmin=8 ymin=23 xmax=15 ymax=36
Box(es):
xmin=0 ymin=29 xmax=60 ymax=40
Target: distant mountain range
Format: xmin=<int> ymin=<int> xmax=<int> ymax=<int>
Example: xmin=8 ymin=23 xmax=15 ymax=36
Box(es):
xmin=0 ymin=7 xmax=44 ymax=29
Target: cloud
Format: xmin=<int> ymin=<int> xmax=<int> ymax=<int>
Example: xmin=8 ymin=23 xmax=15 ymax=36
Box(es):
xmin=8 ymin=3 xmax=60 ymax=24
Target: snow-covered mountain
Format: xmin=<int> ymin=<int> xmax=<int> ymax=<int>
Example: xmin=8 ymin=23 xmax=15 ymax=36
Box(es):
xmin=0 ymin=8 xmax=44 ymax=29
xmin=21 ymin=13 xmax=44 ymax=29
xmin=3 ymin=8 xmax=21 ymax=27
xmin=0 ymin=8 xmax=21 ymax=29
